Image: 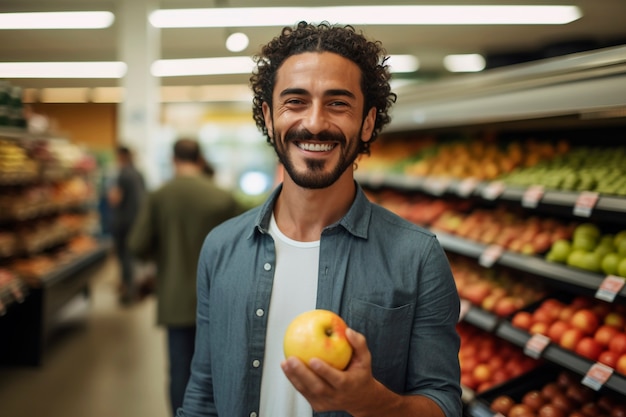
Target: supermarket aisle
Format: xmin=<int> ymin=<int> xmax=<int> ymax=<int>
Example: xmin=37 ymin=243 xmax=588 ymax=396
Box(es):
xmin=0 ymin=254 xmax=170 ymax=417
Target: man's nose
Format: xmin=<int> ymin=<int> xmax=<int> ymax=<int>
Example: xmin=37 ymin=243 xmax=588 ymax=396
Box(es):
xmin=301 ymin=104 xmax=330 ymax=135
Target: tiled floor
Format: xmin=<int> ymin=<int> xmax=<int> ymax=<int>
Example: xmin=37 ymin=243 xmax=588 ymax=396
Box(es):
xmin=0 ymin=254 xmax=171 ymax=417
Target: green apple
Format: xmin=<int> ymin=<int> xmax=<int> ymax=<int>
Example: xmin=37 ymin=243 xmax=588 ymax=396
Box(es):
xmin=572 ymin=234 xmax=597 ymax=252
xmin=573 ymin=223 xmax=601 ymax=241
xmin=580 ymin=252 xmax=602 ymax=273
xmin=614 ymin=230 xmax=626 ymax=247
xmin=547 ymin=239 xmax=572 ymax=263
xmin=618 ymin=258 xmax=626 ymax=278
xmin=601 ymin=253 xmax=621 ymax=276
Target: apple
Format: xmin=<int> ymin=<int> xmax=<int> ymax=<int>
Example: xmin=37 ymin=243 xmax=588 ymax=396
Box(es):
xmin=609 ymin=333 xmax=626 ymax=355
xmin=594 ymin=325 xmax=620 ymax=347
xmin=547 ymin=320 xmax=571 ymax=343
xmin=283 ymin=309 xmax=353 ymax=370
xmin=512 ymin=311 xmax=533 ymax=330
xmin=560 ymin=328 xmax=585 ymax=350
xmin=615 ymin=353 xmax=626 ymax=375
xmin=574 ymin=337 xmax=603 ymax=361
xmin=605 ymin=311 xmax=626 ymax=329
xmin=598 ymin=350 xmax=620 ymax=368
xmin=569 ymin=309 xmax=600 ymax=335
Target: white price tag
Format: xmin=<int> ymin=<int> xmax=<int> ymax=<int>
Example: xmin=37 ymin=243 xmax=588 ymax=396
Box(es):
xmin=479 ymin=245 xmax=504 ymax=268
xmin=573 ymin=191 xmax=599 ymax=217
xmin=522 ymin=185 xmax=544 ymax=208
xmin=456 ymin=178 xmax=479 ymax=197
xmin=582 ymin=362 xmax=613 ymax=391
xmin=481 ymin=181 xmax=505 ymax=200
xmin=524 ymin=333 xmax=551 ymax=359
xmin=595 ymin=275 xmax=626 ymax=302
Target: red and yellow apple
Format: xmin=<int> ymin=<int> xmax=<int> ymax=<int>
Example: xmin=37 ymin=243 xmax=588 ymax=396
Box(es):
xmin=283 ymin=309 xmax=353 ymax=370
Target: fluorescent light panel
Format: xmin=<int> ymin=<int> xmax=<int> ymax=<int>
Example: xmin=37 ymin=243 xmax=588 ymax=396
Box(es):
xmin=0 ymin=11 xmax=114 ymax=29
xmin=150 ymin=5 xmax=582 ymax=28
xmin=444 ymin=54 xmax=486 ymax=72
xmin=0 ymin=62 xmax=127 ymax=78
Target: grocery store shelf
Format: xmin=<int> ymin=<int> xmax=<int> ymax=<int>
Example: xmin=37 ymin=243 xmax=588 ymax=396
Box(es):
xmin=495 ymin=321 xmax=626 ymax=395
xmin=357 ymin=172 xmax=626 ymax=223
xmin=435 ymin=231 xmax=626 ymax=301
xmin=0 ymin=239 xmax=111 ymax=366
xmin=389 ymin=45 xmax=626 ymax=132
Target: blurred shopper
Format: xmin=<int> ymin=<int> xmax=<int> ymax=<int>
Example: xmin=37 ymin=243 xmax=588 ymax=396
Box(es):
xmin=107 ymin=145 xmax=145 ymax=304
xmin=177 ymin=21 xmax=461 ymax=417
xmin=127 ymin=138 xmax=244 ymax=416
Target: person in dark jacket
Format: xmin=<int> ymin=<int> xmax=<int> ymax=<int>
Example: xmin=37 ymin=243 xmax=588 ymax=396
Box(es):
xmin=108 ymin=145 xmax=145 ymax=304
xmin=128 ymin=138 xmax=244 ymax=416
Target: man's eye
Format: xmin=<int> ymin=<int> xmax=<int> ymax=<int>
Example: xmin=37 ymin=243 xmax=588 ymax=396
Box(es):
xmin=285 ymin=98 xmax=304 ymax=105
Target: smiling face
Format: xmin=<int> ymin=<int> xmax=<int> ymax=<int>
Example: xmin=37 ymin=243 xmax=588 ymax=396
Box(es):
xmin=263 ymin=52 xmax=376 ymax=189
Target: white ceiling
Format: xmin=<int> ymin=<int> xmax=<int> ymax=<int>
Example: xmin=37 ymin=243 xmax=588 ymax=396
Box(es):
xmin=1 ymin=0 xmax=626 ymax=90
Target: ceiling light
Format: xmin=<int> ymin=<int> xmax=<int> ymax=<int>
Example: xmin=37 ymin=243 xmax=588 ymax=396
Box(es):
xmin=226 ymin=32 xmax=250 ymax=53
xmin=0 ymin=11 xmax=114 ymax=29
xmin=0 ymin=62 xmax=127 ymax=78
xmin=388 ymin=55 xmax=419 ymax=73
xmin=151 ymin=57 xmax=255 ymax=77
xmin=444 ymin=54 xmax=486 ymax=72
xmin=150 ymin=5 xmax=581 ymax=28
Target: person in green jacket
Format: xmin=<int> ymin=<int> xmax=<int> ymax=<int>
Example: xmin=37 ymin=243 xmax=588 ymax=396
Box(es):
xmin=127 ymin=138 xmax=244 ymax=416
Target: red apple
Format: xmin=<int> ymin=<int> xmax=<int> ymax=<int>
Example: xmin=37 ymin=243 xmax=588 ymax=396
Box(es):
xmin=548 ymin=320 xmax=571 ymax=343
xmin=609 ymin=333 xmax=626 ymax=355
xmin=574 ymin=337 xmax=603 ymax=361
xmin=283 ymin=309 xmax=353 ymax=370
xmin=560 ymin=328 xmax=585 ymax=350
xmin=512 ymin=311 xmax=533 ymax=330
xmin=598 ymin=350 xmax=620 ymax=368
xmin=569 ymin=309 xmax=600 ymax=335
xmin=594 ymin=325 xmax=620 ymax=347
xmin=617 ymin=353 xmax=626 ymax=375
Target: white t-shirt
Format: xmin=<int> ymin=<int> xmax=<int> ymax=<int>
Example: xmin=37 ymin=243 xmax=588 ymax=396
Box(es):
xmin=259 ymin=214 xmax=319 ymax=417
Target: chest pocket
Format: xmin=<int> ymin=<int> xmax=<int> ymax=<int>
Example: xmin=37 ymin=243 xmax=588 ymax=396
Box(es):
xmin=346 ymin=299 xmax=413 ymax=393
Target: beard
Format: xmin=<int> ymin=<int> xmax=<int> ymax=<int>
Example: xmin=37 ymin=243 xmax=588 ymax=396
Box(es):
xmin=272 ymin=125 xmax=363 ymax=189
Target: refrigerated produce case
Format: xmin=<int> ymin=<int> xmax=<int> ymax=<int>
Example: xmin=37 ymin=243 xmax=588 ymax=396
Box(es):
xmin=357 ymin=45 xmax=626 ymax=414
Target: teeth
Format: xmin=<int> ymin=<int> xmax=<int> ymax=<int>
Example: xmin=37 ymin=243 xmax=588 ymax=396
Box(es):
xmin=298 ymin=142 xmax=335 ymax=152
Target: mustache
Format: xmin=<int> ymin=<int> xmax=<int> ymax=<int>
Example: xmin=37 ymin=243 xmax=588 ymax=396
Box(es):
xmin=285 ymin=128 xmax=346 ymax=144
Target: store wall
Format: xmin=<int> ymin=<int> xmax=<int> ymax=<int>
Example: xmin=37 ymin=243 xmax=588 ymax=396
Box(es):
xmin=30 ymin=103 xmax=117 ymax=151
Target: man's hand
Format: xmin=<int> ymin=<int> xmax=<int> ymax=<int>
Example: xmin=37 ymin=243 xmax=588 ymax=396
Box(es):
xmin=281 ymin=328 xmax=378 ymax=413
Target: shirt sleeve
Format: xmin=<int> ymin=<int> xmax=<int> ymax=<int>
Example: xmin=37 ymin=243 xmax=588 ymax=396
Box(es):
xmin=408 ymin=236 xmax=462 ymax=417
xmin=127 ymin=193 xmax=154 ymax=259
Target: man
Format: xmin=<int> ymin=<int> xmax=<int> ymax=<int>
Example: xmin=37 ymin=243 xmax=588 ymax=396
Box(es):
xmin=108 ymin=146 xmax=145 ymax=304
xmin=178 ymin=22 xmax=461 ymax=417
xmin=128 ymin=139 xmax=244 ymax=415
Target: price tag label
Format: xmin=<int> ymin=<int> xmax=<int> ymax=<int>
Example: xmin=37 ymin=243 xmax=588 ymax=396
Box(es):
xmin=458 ymin=299 xmax=472 ymax=322
xmin=479 ymin=245 xmax=504 ymax=268
xmin=423 ymin=177 xmax=451 ymax=196
xmin=595 ymin=275 xmax=626 ymax=302
xmin=524 ymin=333 xmax=551 ymax=359
xmin=456 ymin=178 xmax=479 ymax=197
xmin=582 ymin=362 xmax=613 ymax=391
xmin=522 ymin=185 xmax=545 ymax=208
xmin=573 ymin=191 xmax=599 ymax=217
xmin=481 ymin=181 xmax=505 ymax=200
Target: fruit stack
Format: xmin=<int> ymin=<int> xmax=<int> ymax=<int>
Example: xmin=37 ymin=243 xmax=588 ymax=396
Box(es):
xmin=545 ymin=223 xmax=626 ymax=278
xmin=451 ymin=255 xmax=546 ymax=317
xmin=486 ymin=368 xmax=625 ymax=417
xmin=510 ymin=295 xmax=626 ymax=375
xmin=458 ymin=323 xmax=540 ymax=393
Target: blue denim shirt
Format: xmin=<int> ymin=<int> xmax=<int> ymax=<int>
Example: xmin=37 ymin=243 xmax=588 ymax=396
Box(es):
xmin=177 ymin=183 xmax=462 ymax=417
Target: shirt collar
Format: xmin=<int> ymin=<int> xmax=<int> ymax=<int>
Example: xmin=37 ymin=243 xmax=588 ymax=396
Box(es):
xmin=249 ymin=181 xmax=371 ymax=240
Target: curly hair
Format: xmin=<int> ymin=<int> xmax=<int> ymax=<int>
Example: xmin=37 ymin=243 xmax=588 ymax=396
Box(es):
xmin=250 ymin=21 xmax=397 ymax=156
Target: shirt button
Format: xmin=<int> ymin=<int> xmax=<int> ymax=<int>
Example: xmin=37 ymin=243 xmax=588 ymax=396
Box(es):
xmin=256 ymin=308 xmax=264 ymax=317
xmin=252 ymin=359 xmax=260 ymax=368
xmin=250 ymin=413 xmax=257 ymax=417
xmin=263 ymin=262 xmax=271 ymax=271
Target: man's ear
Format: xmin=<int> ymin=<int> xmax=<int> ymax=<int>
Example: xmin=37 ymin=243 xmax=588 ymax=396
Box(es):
xmin=262 ymin=102 xmax=273 ymax=138
xmin=361 ymin=107 xmax=376 ymax=143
